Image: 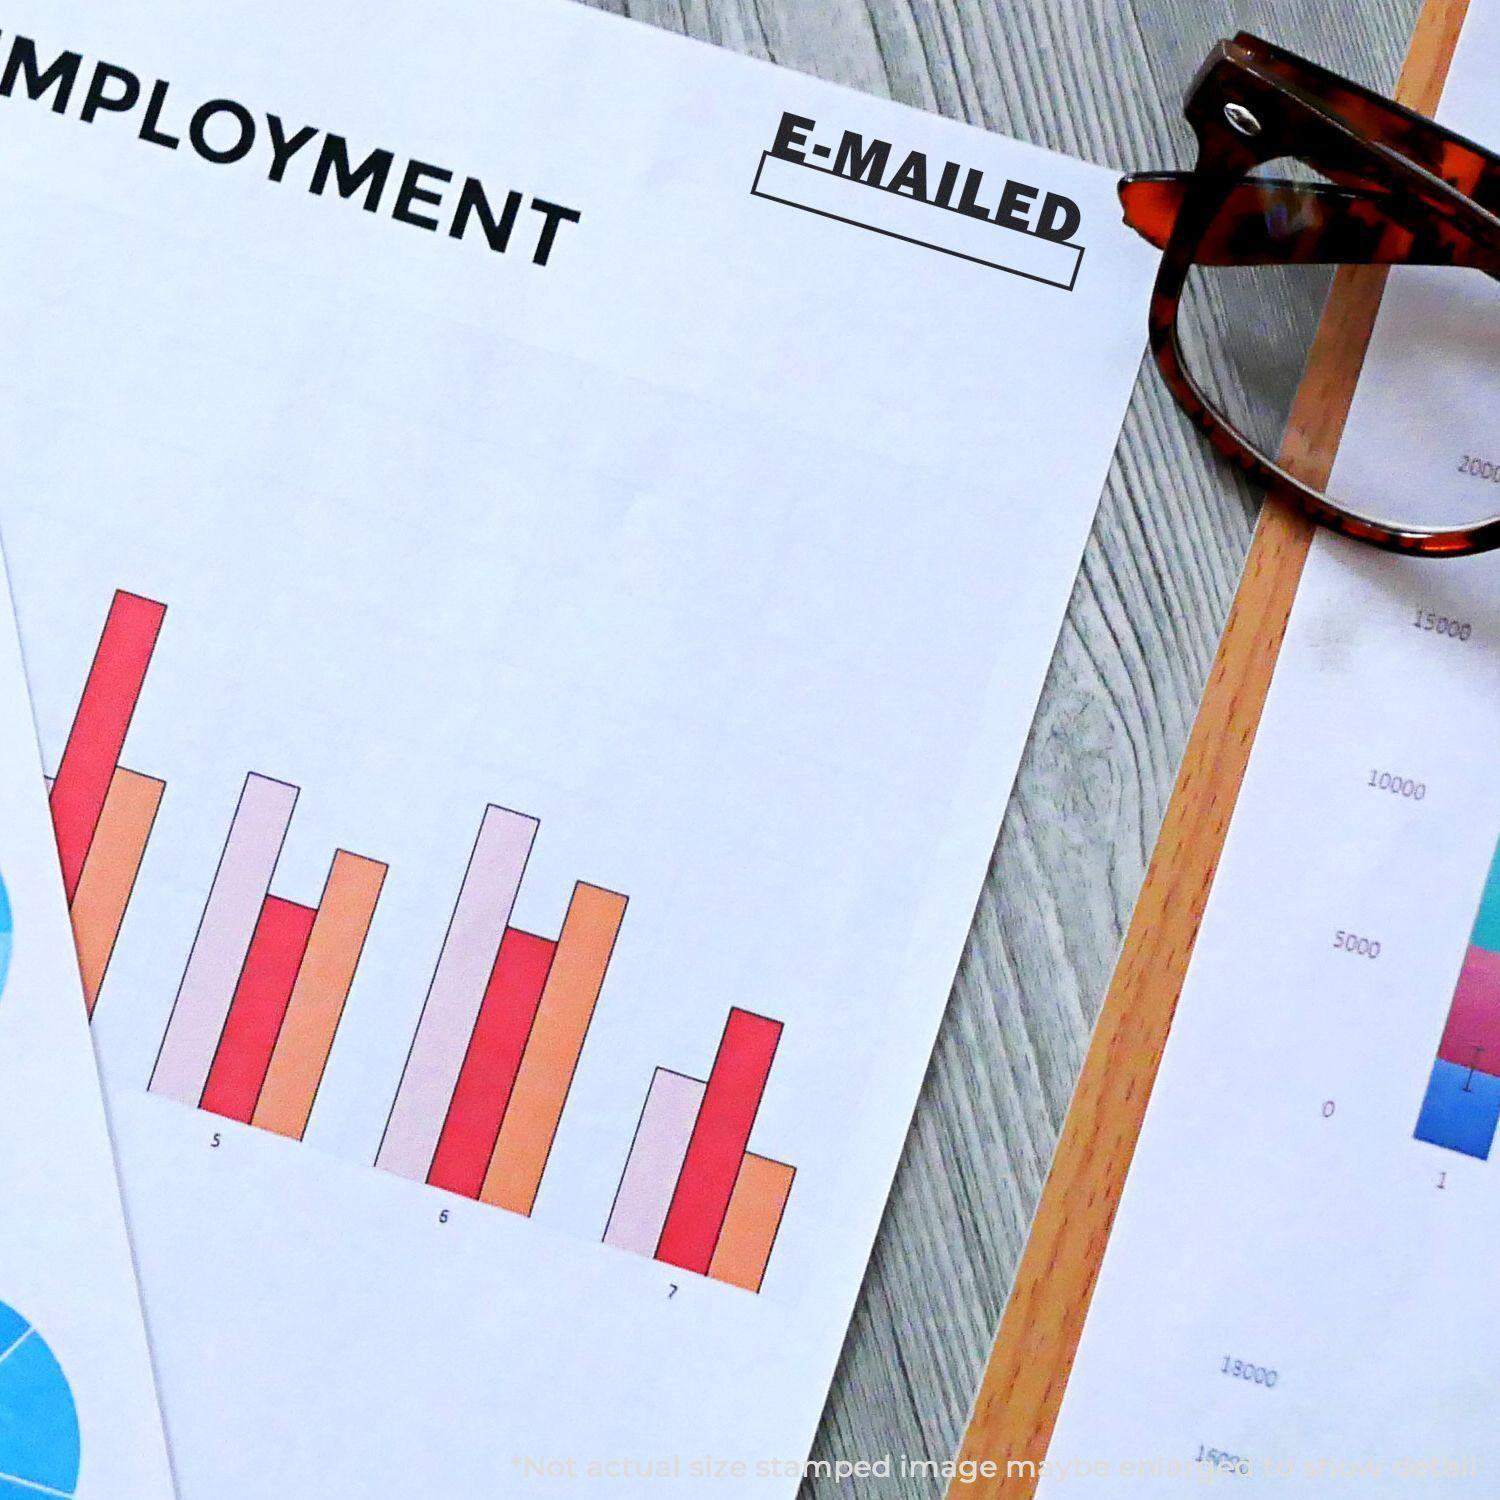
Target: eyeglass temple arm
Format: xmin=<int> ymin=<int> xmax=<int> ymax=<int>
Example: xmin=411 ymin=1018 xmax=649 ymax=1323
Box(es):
xmin=1229 ymin=32 xmax=1499 ymax=207
xmin=1120 ymin=172 xmax=1491 ymax=269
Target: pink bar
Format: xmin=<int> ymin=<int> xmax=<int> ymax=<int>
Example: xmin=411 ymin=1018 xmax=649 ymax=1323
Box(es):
xmin=603 ymin=1070 xmax=706 ymax=1257
xmin=1439 ymin=946 xmax=1500 ymax=1077
xmin=376 ymin=805 xmax=538 ymax=1180
xmin=150 ymin=774 xmax=298 ymax=1105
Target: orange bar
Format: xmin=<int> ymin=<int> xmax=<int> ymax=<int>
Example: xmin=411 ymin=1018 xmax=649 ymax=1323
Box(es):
xmin=481 ymin=883 xmax=627 ymax=1215
xmin=708 ymin=1154 xmax=795 ymax=1293
xmin=252 ymin=851 xmax=387 ymax=1141
xmin=70 ymin=768 xmax=164 ymax=1015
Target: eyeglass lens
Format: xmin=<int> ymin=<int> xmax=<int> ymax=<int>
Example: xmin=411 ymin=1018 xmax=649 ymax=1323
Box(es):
xmin=1174 ymin=161 xmax=1499 ymax=532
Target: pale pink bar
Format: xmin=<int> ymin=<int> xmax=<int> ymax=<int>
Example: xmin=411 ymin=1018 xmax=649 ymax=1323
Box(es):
xmin=603 ymin=1069 xmax=706 ymax=1257
xmin=376 ymin=804 xmax=537 ymax=1180
xmin=150 ymin=773 xmax=298 ymax=1105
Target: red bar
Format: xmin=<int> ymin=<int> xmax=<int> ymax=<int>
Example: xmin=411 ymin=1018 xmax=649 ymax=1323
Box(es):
xmin=656 ymin=1009 xmax=783 ymax=1274
xmin=428 ymin=929 xmax=556 ymax=1198
xmin=201 ymin=896 xmax=316 ymax=1124
xmin=51 ymin=591 xmax=166 ymax=902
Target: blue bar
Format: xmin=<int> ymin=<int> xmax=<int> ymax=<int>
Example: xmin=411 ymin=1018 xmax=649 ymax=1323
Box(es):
xmin=1415 ymin=1058 xmax=1500 ymax=1160
xmin=1470 ymin=840 xmax=1500 ymax=954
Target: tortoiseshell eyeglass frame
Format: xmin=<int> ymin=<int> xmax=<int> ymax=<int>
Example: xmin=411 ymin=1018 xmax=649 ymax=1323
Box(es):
xmin=1120 ymin=33 xmax=1500 ymax=558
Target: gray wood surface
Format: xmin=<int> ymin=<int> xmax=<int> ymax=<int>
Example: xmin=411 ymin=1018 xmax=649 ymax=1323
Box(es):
xmin=586 ymin=0 xmax=1422 ymax=1489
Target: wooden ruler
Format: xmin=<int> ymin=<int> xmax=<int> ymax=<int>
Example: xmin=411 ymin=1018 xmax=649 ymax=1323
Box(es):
xmin=950 ymin=0 xmax=1473 ymax=1491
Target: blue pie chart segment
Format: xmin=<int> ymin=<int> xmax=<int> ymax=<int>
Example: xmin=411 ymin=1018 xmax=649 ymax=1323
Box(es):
xmin=0 ymin=1300 xmax=80 ymax=1496
xmin=0 ymin=872 xmax=10 ymax=1000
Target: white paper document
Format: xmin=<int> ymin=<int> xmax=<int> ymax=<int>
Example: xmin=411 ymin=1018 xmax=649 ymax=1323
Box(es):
xmin=0 ymin=554 xmax=175 ymax=1497
xmin=0 ymin=0 xmax=1155 ymax=1491
xmin=1042 ymin=5 xmax=1500 ymax=1494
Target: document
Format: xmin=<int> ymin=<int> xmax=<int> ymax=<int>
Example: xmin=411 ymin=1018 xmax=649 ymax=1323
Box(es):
xmin=0 ymin=556 xmax=175 ymax=1498
xmin=0 ymin=0 xmax=1155 ymax=1491
xmin=1041 ymin=4 xmax=1500 ymax=1494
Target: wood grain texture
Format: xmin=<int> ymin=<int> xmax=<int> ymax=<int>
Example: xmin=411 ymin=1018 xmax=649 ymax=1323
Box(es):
xmin=572 ymin=0 xmax=1426 ymax=1489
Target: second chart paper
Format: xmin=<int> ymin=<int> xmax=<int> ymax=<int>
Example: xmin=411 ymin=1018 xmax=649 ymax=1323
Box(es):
xmin=0 ymin=0 xmax=1156 ymax=1493
xmin=1041 ymin=2 xmax=1500 ymax=1493
xmin=0 ymin=559 xmax=175 ymax=1498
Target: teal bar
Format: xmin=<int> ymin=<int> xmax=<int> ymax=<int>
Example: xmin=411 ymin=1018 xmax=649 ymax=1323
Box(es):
xmin=1472 ymin=840 xmax=1500 ymax=955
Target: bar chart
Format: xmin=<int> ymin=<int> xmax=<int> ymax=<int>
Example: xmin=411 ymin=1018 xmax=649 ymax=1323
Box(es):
xmin=1416 ymin=836 xmax=1500 ymax=1159
xmin=121 ymin=654 xmax=635 ymax=1201
xmin=150 ymin=772 xmax=388 ymax=1138
xmin=382 ymin=804 xmax=629 ymax=1218
xmin=49 ymin=591 xmax=167 ymax=1014
xmin=54 ymin=587 xmax=795 ymax=1284
xmin=604 ymin=1008 xmax=794 ymax=1293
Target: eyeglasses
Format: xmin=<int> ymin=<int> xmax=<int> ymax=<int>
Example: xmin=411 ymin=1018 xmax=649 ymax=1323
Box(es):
xmin=1121 ymin=33 xmax=1499 ymax=558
